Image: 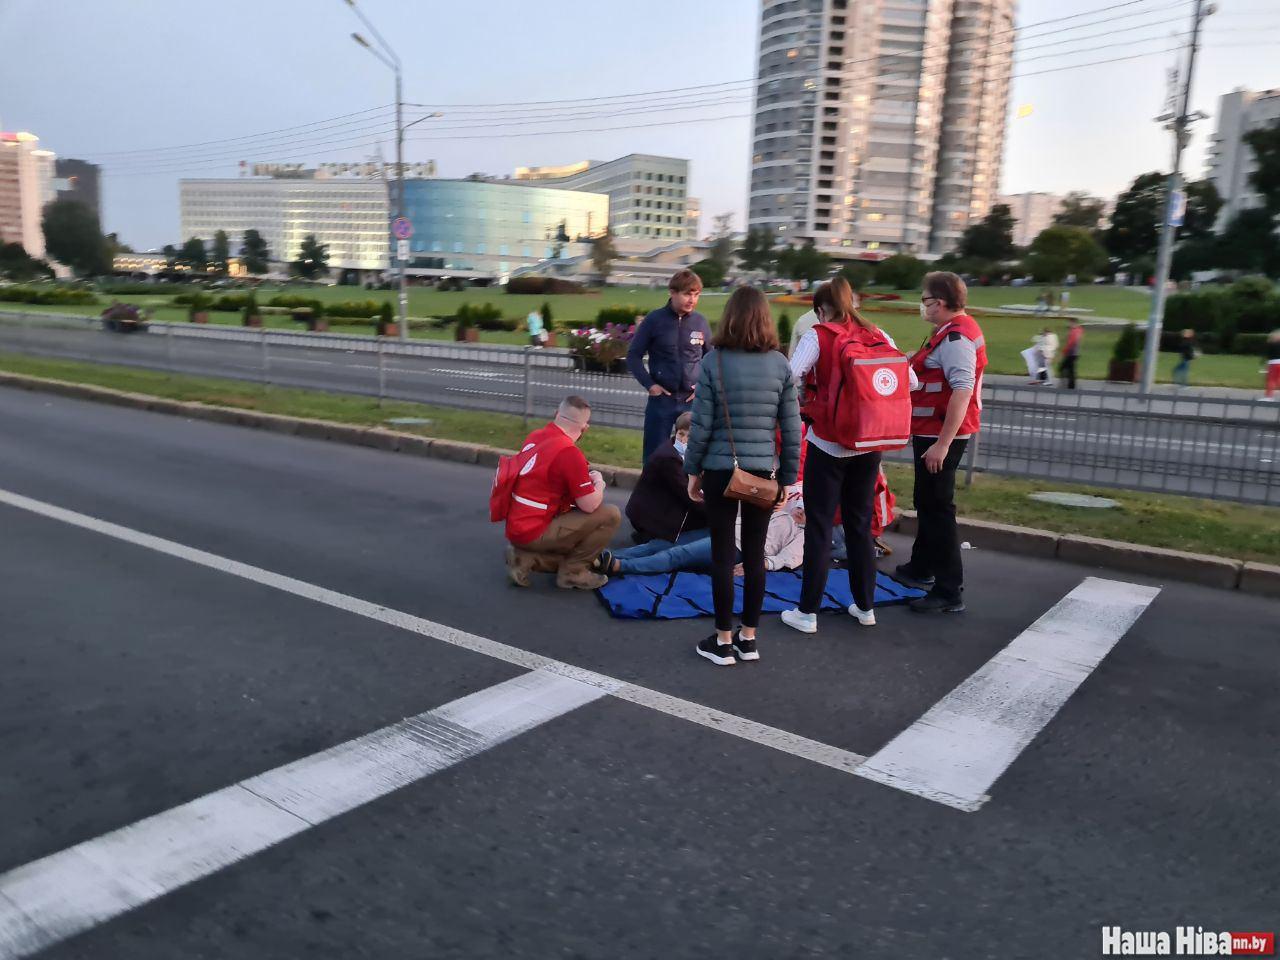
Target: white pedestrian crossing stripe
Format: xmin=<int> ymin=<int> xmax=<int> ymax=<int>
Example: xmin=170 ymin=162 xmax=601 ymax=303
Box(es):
xmin=0 ymin=670 xmax=609 ymax=960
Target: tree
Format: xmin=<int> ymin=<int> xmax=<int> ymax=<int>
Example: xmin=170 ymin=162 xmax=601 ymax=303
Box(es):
xmin=105 ymin=233 xmax=134 ymax=256
xmin=239 ymin=229 xmax=271 ymax=275
xmin=290 ymin=234 xmax=330 ymax=280
xmin=689 ymin=259 xmax=726 ymax=288
xmin=1024 ymin=226 xmax=1108 ymax=283
xmin=210 ymin=229 xmax=231 ymax=275
xmin=876 ymin=253 xmax=928 ymax=291
xmin=1215 ymin=208 xmax=1279 ymax=277
xmin=179 ymin=236 xmax=206 ymax=272
xmin=737 ymin=226 xmax=776 ymax=274
xmin=0 ymin=242 xmax=52 ymax=281
xmin=775 ymin=240 xmax=830 ymax=284
xmin=838 ymin=262 xmax=875 ymax=291
xmin=1106 ymin=171 xmax=1165 ymax=263
xmin=957 ymin=203 xmax=1015 ymax=262
xmin=1053 ymin=192 xmax=1106 ymax=230
xmin=1244 ymin=121 xmax=1280 ymax=217
xmin=40 ymin=198 xmax=110 ymax=276
xmin=162 ymin=244 xmax=178 ymax=271
xmin=590 ymin=228 xmax=617 ymax=285
xmin=1181 ymin=179 xmax=1222 ymax=240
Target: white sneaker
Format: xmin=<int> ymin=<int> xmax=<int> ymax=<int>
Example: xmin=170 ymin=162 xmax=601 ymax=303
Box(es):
xmin=780 ymin=608 xmax=817 ymax=634
xmin=848 ymin=604 xmax=876 ymax=626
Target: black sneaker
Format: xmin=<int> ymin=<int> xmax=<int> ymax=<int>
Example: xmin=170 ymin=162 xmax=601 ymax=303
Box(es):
xmin=591 ymin=549 xmax=613 ymax=575
xmin=696 ymin=635 xmax=736 ymax=666
xmin=909 ymin=591 xmax=965 ymax=614
xmin=894 ymin=562 xmax=936 ymax=589
xmin=731 ymin=630 xmax=759 ymax=662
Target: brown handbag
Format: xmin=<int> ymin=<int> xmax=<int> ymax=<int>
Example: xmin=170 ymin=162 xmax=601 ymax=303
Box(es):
xmin=715 ymin=351 xmax=779 ymax=511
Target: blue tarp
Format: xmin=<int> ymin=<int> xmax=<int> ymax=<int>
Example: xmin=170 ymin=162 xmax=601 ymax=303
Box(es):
xmin=596 ymin=569 xmax=926 ymax=620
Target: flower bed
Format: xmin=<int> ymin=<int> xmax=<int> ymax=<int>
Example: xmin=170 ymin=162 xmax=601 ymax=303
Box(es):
xmin=565 ymin=322 xmax=636 ymax=374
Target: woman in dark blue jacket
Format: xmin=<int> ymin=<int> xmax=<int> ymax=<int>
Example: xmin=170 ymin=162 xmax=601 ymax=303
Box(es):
xmin=684 ymin=286 xmax=801 ymax=667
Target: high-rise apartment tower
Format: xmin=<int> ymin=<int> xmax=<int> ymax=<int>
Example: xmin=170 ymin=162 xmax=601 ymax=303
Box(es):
xmin=747 ymin=0 xmax=1015 ymax=257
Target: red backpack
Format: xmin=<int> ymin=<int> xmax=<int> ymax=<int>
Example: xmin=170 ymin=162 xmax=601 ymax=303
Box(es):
xmin=802 ymin=321 xmax=911 ymax=452
xmin=489 ymin=442 xmax=539 ymax=522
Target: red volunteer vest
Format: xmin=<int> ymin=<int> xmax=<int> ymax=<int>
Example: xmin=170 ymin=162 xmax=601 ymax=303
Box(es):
xmin=504 ymin=424 xmax=577 ymax=545
xmin=909 ymin=314 xmax=987 ymax=437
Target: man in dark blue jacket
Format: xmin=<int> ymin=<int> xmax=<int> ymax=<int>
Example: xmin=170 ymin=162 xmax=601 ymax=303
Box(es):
xmin=627 ymin=268 xmax=713 ymax=463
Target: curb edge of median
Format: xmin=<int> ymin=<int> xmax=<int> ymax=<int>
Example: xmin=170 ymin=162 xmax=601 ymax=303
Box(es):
xmin=2 ymin=370 xmax=1275 ymax=598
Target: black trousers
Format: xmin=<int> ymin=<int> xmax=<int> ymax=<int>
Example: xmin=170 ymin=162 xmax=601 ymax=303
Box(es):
xmin=799 ymin=444 xmax=881 ymax=614
xmin=1060 ymin=354 xmax=1078 ymax=389
xmin=907 ymin=435 xmax=969 ymax=601
xmin=702 ymin=469 xmax=772 ymax=632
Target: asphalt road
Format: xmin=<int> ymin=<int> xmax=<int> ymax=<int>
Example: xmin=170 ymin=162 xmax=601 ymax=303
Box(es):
xmin=3 ymin=317 xmax=1278 ymax=504
xmin=0 ymin=386 xmax=1276 ymax=959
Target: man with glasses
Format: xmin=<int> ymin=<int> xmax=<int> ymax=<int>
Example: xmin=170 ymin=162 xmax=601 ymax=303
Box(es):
xmin=504 ymin=396 xmax=621 ymax=590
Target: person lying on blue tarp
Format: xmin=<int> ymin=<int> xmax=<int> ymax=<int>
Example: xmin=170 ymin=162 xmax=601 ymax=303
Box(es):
xmin=593 ymin=491 xmax=806 ymax=577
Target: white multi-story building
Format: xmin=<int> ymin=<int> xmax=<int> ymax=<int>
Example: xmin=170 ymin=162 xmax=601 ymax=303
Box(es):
xmin=513 ymin=154 xmax=694 ymax=243
xmin=0 ymin=131 xmax=56 ymax=259
xmin=1206 ymin=87 xmax=1280 ymax=230
xmin=747 ymin=0 xmax=1016 ymax=258
xmin=180 ymin=170 xmax=390 ymax=274
xmin=998 ymin=191 xmax=1063 ymax=248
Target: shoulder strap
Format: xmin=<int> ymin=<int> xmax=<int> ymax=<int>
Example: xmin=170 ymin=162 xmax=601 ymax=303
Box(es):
xmin=715 ymin=350 xmax=738 ymax=465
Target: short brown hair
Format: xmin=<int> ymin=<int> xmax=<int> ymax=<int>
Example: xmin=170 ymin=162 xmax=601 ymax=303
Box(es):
xmin=673 ymin=412 xmax=693 ymax=434
xmin=923 ymin=271 xmax=967 ymax=311
xmin=669 ymin=269 xmax=703 ymax=294
xmin=812 ymin=276 xmax=871 ymax=329
xmin=559 ymin=395 xmax=591 ymax=415
xmin=713 ymin=286 xmax=779 ymax=353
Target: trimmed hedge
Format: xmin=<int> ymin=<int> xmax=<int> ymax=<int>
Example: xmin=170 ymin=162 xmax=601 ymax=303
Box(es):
xmin=0 ymin=286 xmax=98 ymax=306
xmin=594 ymin=305 xmax=644 ymax=327
xmin=506 ymin=276 xmax=586 ymax=295
xmin=1164 ymin=279 xmax=1280 ymax=352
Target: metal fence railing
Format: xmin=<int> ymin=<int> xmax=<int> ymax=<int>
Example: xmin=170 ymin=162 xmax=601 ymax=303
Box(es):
xmin=2 ymin=310 xmax=1278 ymax=505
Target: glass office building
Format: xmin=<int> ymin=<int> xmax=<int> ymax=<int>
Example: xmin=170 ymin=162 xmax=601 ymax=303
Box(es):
xmin=402 ymin=179 xmax=608 ymax=275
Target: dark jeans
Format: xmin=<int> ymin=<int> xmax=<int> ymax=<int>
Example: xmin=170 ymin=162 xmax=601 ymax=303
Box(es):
xmin=642 ymin=393 xmax=692 ymax=464
xmin=800 ymin=444 xmax=882 ymax=614
xmin=907 ymin=435 xmax=969 ymax=601
xmin=702 ymin=468 xmax=772 ymax=632
xmin=1060 ymin=354 xmax=1078 ymax=389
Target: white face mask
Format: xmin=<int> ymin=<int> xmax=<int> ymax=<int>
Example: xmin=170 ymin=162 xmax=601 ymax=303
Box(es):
xmin=920 ymin=302 xmax=929 ymax=321
xmin=673 ymin=439 xmax=687 ymax=456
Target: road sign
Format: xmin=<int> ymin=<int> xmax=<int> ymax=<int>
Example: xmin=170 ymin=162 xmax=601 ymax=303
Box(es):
xmin=1168 ymin=189 xmax=1186 ymax=227
xmin=392 ymin=217 xmax=413 ymax=240
xmin=396 ymin=240 xmax=410 ymax=261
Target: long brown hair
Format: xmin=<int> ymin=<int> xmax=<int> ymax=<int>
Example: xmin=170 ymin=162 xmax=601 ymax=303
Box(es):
xmin=713 ymin=286 xmax=779 ymax=352
xmin=812 ymin=276 xmax=872 ymax=329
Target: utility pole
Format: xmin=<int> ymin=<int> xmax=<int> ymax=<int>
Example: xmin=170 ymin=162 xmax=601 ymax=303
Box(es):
xmin=1140 ymin=0 xmax=1213 ymax=393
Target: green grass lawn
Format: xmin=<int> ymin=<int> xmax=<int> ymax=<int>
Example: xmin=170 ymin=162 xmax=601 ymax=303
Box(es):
xmin=3 ymin=282 xmax=1270 ymax=389
xmin=2 ymin=350 xmax=1277 ymax=564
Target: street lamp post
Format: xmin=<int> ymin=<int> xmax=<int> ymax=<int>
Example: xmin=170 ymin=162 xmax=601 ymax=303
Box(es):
xmin=346 ymin=1 xmax=409 ymax=342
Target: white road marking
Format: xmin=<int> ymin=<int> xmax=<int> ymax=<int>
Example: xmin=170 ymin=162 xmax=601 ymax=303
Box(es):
xmin=856 ymin=577 xmax=1159 ymax=812
xmin=0 ymin=487 xmax=869 ymax=778
xmin=0 ymin=670 xmax=606 ymax=960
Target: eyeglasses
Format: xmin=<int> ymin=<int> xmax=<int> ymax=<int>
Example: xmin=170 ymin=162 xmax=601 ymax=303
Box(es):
xmin=921 ymin=297 xmax=940 ymax=306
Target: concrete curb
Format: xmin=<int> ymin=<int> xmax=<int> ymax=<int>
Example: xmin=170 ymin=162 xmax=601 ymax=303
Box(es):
xmin=2 ymin=370 xmax=1274 ymax=597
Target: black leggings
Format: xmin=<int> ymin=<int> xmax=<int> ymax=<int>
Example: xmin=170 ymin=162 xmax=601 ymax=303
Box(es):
xmin=800 ymin=444 xmax=882 ymax=613
xmin=701 ymin=469 xmax=772 ymax=632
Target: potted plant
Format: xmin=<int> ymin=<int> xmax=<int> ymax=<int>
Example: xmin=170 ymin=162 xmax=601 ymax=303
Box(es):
xmin=376 ymin=301 xmax=398 ymax=337
xmin=188 ymin=292 xmax=211 ymax=324
xmin=293 ymin=304 xmax=328 ymax=332
xmin=100 ymin=301 xmax=147 ymax=333
xmin=1107 ymin=322 xmax=1142 ymax=383
xmin=454 ymin=304 xmax=479 ymax=343
xmin=566 ymin=322 xmax=636 ymax=373
xmin=241 ymin=291 xmax=262 ymax=328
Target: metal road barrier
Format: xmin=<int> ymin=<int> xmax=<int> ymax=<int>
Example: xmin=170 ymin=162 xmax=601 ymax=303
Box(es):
xmin=2 ymin=310 xmax=1277 ymax=506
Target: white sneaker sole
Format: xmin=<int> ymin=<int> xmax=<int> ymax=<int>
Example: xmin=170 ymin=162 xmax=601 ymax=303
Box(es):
xmin=733 ymin=646 xmax=760 ymax=662
xmin=848 ymin=606 xmax=876 ymax=626
xmin=780 ymin=611 xmax=817 ymax=634
xmin=696 ymin=645 xmax=736 ymax=666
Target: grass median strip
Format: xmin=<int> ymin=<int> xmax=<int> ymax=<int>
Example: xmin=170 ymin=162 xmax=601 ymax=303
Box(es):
xmin=2 ymin=350 xmax=1277 ymax=565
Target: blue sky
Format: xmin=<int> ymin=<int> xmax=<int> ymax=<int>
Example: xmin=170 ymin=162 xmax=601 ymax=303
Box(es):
xmin=0 ymin=0 xmax=1274 ymax=249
